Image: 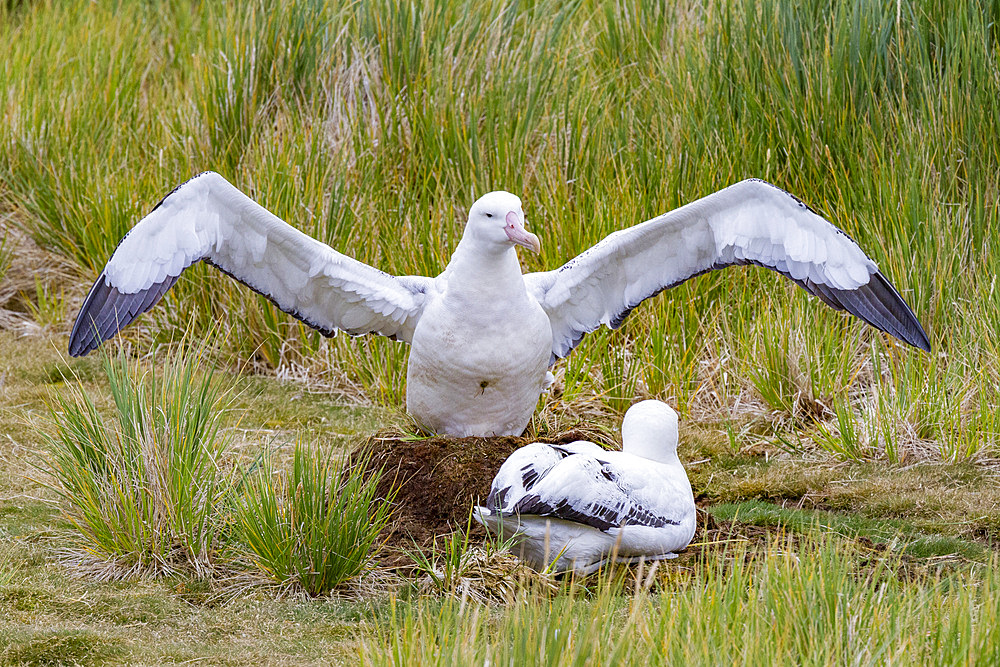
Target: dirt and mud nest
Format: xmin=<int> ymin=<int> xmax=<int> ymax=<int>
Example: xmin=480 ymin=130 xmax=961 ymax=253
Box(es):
xmin=348 ymin=429 xmax=797 ymax=570
xmin=348 ymin=428 xmax=617 ymax=565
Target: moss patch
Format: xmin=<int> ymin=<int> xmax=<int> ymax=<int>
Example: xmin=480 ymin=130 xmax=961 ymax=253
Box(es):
xmin=705 ymin=500 xmax=989 ymax=561
xmin=0 ymin=629 xmax=121 ymax=666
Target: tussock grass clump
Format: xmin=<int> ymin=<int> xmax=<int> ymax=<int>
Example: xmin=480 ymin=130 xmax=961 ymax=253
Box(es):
xmin=39 ymin=341 xmax=396 ymax=592
xmin=233 ymin=442 xmax=394 ymax=596
xmin=41 ymin=344 xmax=234 ymax=578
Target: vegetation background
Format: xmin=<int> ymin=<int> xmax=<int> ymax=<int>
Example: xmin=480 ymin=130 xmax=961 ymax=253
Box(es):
xmin=0 ymin=0 xmax=998 ymax=664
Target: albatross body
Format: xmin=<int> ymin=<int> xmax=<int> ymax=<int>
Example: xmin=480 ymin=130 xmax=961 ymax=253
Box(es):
xmin=405 ymin=217 xmax=552 ymax=436
xmin=473 ymin=400 xmax=696 ymax=574
xmin=69 ymin=172 xmax=931 ymax=436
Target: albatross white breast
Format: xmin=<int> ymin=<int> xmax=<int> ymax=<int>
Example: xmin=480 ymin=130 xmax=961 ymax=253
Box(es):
xmin=68 ymin=172 xmax=931 ymax=436
xmin=473 ymin=400 xmax=696 ymax=574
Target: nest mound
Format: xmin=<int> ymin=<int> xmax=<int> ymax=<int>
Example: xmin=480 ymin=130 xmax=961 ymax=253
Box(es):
xmin=349 ymin=428 xmax=615 ymax=565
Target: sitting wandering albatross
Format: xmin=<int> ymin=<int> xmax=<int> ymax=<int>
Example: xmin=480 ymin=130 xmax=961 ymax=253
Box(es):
xmin=69 ymin=172 xmax=930 ymax=436
xmin=473 ymin=400 xmax=696 ymax=575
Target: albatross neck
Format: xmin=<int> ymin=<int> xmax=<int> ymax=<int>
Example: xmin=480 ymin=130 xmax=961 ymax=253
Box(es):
xmin=444 ymin=238 xmax=528 ymax=298
xmin=623 ymin=432 xmax=681 ymax=464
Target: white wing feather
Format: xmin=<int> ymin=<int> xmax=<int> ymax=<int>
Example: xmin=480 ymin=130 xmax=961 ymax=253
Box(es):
xmin=526 ymin=179 xmax=930 ymax=360
xmin=69 ymin=172 xmax=433 ymax=355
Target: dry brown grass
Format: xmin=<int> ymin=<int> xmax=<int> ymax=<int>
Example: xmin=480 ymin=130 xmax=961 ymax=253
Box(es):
xmin=0 ymin=220 xmax=57 ymax=330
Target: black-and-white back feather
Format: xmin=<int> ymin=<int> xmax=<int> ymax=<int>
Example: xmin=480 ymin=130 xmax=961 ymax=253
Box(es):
xmin=483 ymin=401 xmax=693 ymax=536
xmin=506 ymin=456 xmax=683 ymax=532
xmin=485 ymin=441 xmax=604 ymax=511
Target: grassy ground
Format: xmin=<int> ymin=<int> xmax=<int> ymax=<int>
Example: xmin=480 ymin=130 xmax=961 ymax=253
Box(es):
xmin=1 ymin=0 xmax=999 ymax=664
xmin=0 ymin=331 xmax=996 ymax=665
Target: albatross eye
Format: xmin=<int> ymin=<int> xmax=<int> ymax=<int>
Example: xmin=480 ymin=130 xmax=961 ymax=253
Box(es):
xmin=485 ymin=213 xmax=493 ymax=219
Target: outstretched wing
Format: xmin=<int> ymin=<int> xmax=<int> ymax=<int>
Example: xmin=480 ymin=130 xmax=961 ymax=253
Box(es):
xmin=69 ymin=172 xmax=434 ymax=356
xmin=525 ymin=179 xmax=931 ymax=361
xmin=510 ymin=456 xmax=682 ymax=533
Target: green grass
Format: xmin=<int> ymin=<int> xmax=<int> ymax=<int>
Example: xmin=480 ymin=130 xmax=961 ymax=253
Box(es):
xmin=707 ymin=500 xmax=989 ymax=561
xmin=366 ymin=537 xmax=1000 ymax=666
xmin=1 ymin=0 xmax=1000 ymax=664
xmin=233 ymin=441 xmax=395 ymax=596
xmin=0 ymin=317 xmax=997 ymax=664
xmin=21 ymin=275 xmax=66 ymax=331
xmin=39 ymin=343 xmax=236 ymax=577
xmin=404 ymin=513 xmax=542 ymax=603
xmin=0 ymin=628 xmax=124 ymax=666
xmin=1 ymin=0 xmax=997 ymax=461
xmin=36 ymin=338 xmax=398 ymax=595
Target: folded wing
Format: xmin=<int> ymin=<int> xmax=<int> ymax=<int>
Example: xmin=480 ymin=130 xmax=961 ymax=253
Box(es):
xmin=485 ymin=441 xmax=606 ymax=512
xmin=507 ymin=456 xmax=682 ymax=532
xmin=525 ymin=179 xmax=931 ymax=361
xmin=69 ymin=172 xmax=433 ymax=356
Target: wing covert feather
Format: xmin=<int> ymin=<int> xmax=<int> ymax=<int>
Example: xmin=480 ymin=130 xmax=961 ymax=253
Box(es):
xmin=69 ymin=172 xmax=432 ymax=356
xmin=526 ymin=179 xmax=930 ymax=360
xmin=509 ymin=456 xmax=682 ymax=532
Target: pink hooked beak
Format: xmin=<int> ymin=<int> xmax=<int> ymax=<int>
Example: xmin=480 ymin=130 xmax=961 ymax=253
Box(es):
xmin=504 ymin=210 xmax=541 ymax=254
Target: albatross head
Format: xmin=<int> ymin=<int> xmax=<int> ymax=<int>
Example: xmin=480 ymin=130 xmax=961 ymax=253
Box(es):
xmin=465 ymin=191 xmax=541 ymax=254
xmin=621 ymin=400 xmax=680 ymax=464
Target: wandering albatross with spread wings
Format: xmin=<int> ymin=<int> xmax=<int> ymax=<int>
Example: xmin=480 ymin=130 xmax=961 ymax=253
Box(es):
xmin=473 ymin=400 xmax=696 ymax=574
xmin=69 ymin=172 xmax=930 ymax=436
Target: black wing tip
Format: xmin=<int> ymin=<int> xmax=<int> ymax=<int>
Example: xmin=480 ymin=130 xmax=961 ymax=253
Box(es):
xmin=68 ymin=274 xmax=180 ymax=357
xmin=727 ymin=258 xmax=932 ymax=354
xmin=68 ymin=274 xmax=112 ymax=357
xmin=67 ymin=338 xmax=93 ymax=357
xmin=863 ymin=272 xmax=931 ymax=352
xmin=68 ymin=173 xmax=222 ymax=357
xmin=809 ymin=271 xmax=932 ymax=353
xmin=68 ymin=320 xmax=96 ymax=356
xmin=68 ymin=334 xmax=96 ymax=357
